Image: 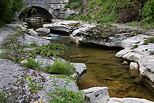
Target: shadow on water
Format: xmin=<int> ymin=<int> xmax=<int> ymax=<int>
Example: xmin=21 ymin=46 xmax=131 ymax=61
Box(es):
xmin=46 ymin=33 xmax=154 ymax=101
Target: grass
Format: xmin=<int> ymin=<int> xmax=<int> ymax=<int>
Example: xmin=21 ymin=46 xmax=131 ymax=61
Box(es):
xmin=45 ymin=60 xmax=75 ymax=75
xmin=126 ymin=21 xmax=154 ymax=30
xmin=0 ymin=53 xmax=10 ymax=59
xmin=29 ymin=42 xmax=38 ymax=47
xmin=22 ymin=58 xmax=41 ymax=70
xmin=143 ymin=37 xmax=154 ymax=45
xmin=132 ymin=45 xmax=138 ymax=49
xmin=49 ymin=88 xmax=84 ymax=103
xmin=0 ymin=91 xmax=8 ymax=103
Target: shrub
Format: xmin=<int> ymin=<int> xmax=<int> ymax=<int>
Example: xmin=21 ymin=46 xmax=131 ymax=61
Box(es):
xmin=0 ymin=91 xmax=8 ymax=103
xmin=23 ymin=58 xmax=41 ymax=70
xmin=143 ymin=37 xmax=154 ymax=45
xmin=49 ymin=88 xmax=84 ymax=103
xmin=31 ymin=43 xmax=67 ymax=58
xmin=45 ymin=60 xmax=75 ymax=75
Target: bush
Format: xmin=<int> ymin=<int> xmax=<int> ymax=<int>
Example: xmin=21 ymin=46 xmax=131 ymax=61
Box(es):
xmin=49 ymin=88 xmax=84 ymax=103
xmin=45 ymin=60 xmax=75 ymax=75
xmin=0 ymin=0 xmax=24 ymax=25
xmin=23 ymin=58 xmax=41 ymax=70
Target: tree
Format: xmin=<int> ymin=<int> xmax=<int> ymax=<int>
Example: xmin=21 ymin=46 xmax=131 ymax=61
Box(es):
xmin=0 ymin=0 xmax=24 ymax=25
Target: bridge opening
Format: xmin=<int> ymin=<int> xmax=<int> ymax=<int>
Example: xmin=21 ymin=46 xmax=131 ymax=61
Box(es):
xmin=19 ymin=6 xmax=53 ymax=23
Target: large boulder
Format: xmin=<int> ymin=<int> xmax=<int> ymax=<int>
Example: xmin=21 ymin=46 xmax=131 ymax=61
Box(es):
xmin=43 ymin=20 xmax=81 ymax=35
xmin=82 ymin=87 xmax=109 ymax=103
xmin=36 ymin=28 xmax=50 ymax=36
xmin=28 ymin=29 xmax=38 ymax=36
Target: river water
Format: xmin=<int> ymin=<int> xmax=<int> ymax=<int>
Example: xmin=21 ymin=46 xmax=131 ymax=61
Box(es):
xmin=47 ymin=33 xmax=154 ymax=101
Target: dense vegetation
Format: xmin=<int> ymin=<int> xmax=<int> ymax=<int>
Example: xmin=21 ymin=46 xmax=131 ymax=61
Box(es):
xmin=65 ymin=0 xmax=154 ymax=24
xmin=0 ymin=0 xmax=24 ymax=26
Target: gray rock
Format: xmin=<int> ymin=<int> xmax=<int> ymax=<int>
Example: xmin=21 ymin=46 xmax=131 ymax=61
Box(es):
xmin=36 ymin=28 xmax=50 ymax=36
xmin=107 ymin=98 xmax=123 ymax=103
xmin=82 ymin=87 xmax=109 ymax=103
xmin=0 ymin=59 xmax=79 ymax=103
xmin=107 ymin=98 xmax=154 ymax=103
xmin=71 ymin=63 xmax=87 ymax=79
xmin=34 ymin=56 xmax=87 ymax=79
xmin=123 ymin=98 xmax=154 ymax=103
xmin=43 ymin=20 xmax=81 ymax=34
xmin=28 ymin=29 xmax=38 ymax=36
xmin=129 ymin=62 xmax=139 ymax=77
xmin=19 ymin=34 xmax=50 ymax=45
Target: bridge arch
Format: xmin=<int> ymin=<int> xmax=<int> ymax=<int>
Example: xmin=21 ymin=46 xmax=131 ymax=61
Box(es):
xmin=19 ymin=6 xmax=53 ymax=22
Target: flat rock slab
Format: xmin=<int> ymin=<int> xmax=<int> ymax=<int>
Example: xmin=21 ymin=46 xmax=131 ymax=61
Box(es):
xmin=108 ymin=98 xmax=154 ymax=103
xmin=0 ymin=59 xmax=79 ymax=103
xmin=19 ymin=34 xmax=51 ymax=45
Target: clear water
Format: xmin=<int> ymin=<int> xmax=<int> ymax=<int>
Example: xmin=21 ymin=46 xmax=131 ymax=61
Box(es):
xmin=48 ymin=34 xmax=154 ymax=101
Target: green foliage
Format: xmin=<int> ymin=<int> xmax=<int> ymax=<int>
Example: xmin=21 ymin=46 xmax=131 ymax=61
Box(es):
xmin=0 ymin=0 xmax=24 ymax=25
xmin=132 ymin=45 xmax=138 ymax=49
xmin=29 ymin=42 xmax=38 ymax=48
xmin=143 ymin=37 xmax=154 ymax=45
xmin=26 ymin=77 xmax=43 ymax=94
xmin=49 ymin=88 xmax=84 ymax=103
xmin=1 ymin=29 xmax=24 ymax=62
xmin=142 ymin=0 xmax=154 ymax=22
xmin=49 ymin=76 xmax=84 ymax=103
xmin=23 ymin=58 xmax=41 ymax=70
xmin=0 ymin=91 xmax=8 ymax=103
xmin=0 ymin=53 xmax=10 ymax=59
xmin=30 ymin=43 xmax=67 ymax=58
xmin=65 ymin=0 xmax=83 ymax=9
xmin=126 ymin=21 xmax=154 ymax=30
xmin=45 ymin=60 xmax=75 ymax=75
xmin=65 ymin=0 xmax=153 ymax=23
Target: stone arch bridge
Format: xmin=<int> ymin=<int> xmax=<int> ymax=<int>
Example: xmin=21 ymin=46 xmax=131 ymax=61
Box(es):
xmin=20 ymin=0 xmax=74 ymax=19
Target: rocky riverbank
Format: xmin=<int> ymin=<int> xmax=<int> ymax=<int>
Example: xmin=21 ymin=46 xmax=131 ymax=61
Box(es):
xmin=0 ymin=21 xmax=86 ymax=103
xmin=43 ymin=20 xmax=154 ymax=103
xmin=0 ymin=20 xmax=154 ymax=103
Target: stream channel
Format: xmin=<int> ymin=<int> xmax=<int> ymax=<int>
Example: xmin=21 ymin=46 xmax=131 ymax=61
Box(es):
xmin=29 ymin=23 xmax=154 ymax=101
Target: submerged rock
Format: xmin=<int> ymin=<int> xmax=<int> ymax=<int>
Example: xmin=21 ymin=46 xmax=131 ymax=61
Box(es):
xmin=129 ymin=62 xmax=139 ymax=77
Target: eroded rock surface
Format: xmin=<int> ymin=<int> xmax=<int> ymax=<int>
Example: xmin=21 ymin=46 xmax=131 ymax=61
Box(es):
xmin=0 ymin=59 xmax=79 ymax=103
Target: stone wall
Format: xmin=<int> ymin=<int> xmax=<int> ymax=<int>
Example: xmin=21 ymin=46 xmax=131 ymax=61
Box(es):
xmin=22 ymin=0 xmax=73 ymax=19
